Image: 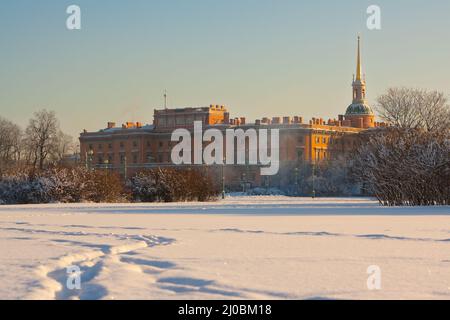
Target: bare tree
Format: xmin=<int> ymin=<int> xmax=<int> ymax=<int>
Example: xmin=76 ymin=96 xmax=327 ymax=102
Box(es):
xmin=0 ymin=117 xmax=22 ymax=169
xmin=25 ymin=110 xmax=61 ymax=170
xmin=376 ymin=88 xmax=450 ymax=132
xmin=416 ymin=90 xmax=450 ymax=132
xmin=55 ymin=131 xmax=74 ymax=162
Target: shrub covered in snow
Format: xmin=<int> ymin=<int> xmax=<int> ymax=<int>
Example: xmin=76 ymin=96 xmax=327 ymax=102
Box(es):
xmin=127 ymin=168 xmax=220 ymax=202
xmin=246 ymin=187 xmax=285 ymax=196
xmin=277 ymin=160 xmax=357 ymax=197
xmin=353 ymin=128 xmax=450 ymax=206
xmin=0 ymin=167 xmax=126 ymax=204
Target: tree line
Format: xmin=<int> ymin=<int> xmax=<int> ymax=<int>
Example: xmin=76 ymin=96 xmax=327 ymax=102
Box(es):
xmin=0 ymin=109 xmax=74 ymax=171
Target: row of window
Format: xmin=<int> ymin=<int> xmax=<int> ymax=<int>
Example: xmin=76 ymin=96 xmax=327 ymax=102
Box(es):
xmin=89 ymin=140 xmax=173 ymax=151
xmin=313 ymin=136 xmax=357 ymax=146
xmin=94 ymin=153 xmax=170 ymax=165
xmin=157 ymin=115 xmax=206 ymax=127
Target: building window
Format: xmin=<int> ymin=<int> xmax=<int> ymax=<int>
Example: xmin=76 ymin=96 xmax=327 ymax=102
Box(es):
xmin=120 ymin=154 xmax=126 ymax=164
xmin=158 ymin=117 xmax=167 ymax=127
xmin=89 ymin=144 xmax=93 ymax=150
xmin=120 ymin=142 xmax=125 ymax=148
xmin=298 ymin=136 xmax=304 ymax=144
xmin=158 ymin=154 xmax=163 ymax=163
xmin=133 ymin=141 xmax=138 ymax=148
xmin=297 ymin=149 xmax=304 ymax=160
xmin=133 ymin=154 xmax=138 ymax=164
xmin=323 ymin=137 xmax=327 ymax=143
xmin=176 ymin=117 xmax=185 ymax=125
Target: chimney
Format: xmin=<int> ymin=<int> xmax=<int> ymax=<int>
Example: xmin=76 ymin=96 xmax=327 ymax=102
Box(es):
xmin=240 ymin=117 xmax=246 ymax=125
xmin=283 ymin=116 xmax=291 ymax=124
xmin=107 ymin=122 xmax=116 ymax=129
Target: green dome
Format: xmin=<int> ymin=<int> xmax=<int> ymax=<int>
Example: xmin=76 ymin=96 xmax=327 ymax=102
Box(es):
xmin=345 ymin=103 xmax=374 ymax=116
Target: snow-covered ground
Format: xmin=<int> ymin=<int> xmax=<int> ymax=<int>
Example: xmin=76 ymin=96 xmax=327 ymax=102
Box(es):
xmin=0 ymin=196 xmax=449 ymax=300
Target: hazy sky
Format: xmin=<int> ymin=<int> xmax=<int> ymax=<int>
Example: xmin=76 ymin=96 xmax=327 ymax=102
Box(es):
xmin=1 ymin=0 xmax=449 ymax=139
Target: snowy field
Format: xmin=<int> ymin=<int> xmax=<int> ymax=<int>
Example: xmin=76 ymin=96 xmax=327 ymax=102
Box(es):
xmin=0 ymin=196 xmax=449 ymax=300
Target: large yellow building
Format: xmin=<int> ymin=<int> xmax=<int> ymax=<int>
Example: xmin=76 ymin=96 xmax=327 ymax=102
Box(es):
xmin=79 ymin=37 xmax=384 ymax=189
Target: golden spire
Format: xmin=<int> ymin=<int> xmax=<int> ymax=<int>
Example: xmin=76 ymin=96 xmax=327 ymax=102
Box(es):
xmin=356 ymin=35 xmax=362 ymax=81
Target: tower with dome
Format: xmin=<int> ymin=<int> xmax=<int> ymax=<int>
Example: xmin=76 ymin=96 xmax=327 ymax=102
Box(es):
xmin=344 ymin=36 xmax=375 ymax=129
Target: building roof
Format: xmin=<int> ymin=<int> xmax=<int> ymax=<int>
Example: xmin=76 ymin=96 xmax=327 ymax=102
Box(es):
xmin=345 ymin=103 xmax=374 ymax=116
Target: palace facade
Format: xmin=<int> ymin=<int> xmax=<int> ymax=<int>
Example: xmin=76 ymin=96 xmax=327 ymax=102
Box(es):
xmin=79 ymin=37 xmax=385 ymax=189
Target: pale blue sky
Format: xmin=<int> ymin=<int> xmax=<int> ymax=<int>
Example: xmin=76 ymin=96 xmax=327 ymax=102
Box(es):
xmin=1 ymin=0 xmax=449 ymax=138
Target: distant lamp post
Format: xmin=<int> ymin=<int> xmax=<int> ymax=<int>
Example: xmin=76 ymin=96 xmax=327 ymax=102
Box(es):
xmin=294 ymin=167 xmax=299 ymax=195
xmin=123 ymin=155 xmax=127 ymax=179
xmin=241 ymin=172 xmax=246 ymax=193
xmin=221 ymin=157 xmax=226 ymax=199
xmin=86 ymin=150 xmax=94 ymax=170
xmin=312 ymin=162 xmax=316 ymax=199
xmin=104 ymin=159 xmax=109 ymax=184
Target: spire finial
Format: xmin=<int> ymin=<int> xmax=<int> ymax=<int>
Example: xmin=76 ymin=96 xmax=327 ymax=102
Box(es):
xmin=356 ymin=35 xmax=362 ymax=81
xmin=163 ymin=89 xmax=168 ymax=109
